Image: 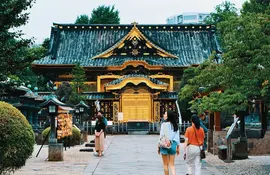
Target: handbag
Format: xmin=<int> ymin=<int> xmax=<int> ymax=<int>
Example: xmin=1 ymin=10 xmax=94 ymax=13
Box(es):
xmin=159 ymin=123 xmax=171 ymax=149
xmin=193 ymin=127 xmax=206 ymax=159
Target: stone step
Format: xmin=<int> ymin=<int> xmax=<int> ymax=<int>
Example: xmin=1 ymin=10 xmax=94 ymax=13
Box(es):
xmin=128 ymin=131 xmax=149 ymax=135
xmin=79 ymin=148 xmax=94 ymax=152
xmin=85 ymin=143 xmax=95 ymax=147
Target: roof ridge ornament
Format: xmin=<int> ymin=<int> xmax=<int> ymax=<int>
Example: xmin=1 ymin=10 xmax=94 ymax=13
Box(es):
xmin=91 ymin=24 xmax=178 ymax=59
xmin=131 ymin=22 xmax=138 ymax=26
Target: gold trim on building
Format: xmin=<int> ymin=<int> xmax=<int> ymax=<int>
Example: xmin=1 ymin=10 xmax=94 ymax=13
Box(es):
xmin=91 ymin=23 xmax=178 ymax=59
xmin=107 ymin=60 xmax=163 ymax=71
xmin=105 ymin=77 xmax=168 ymax=91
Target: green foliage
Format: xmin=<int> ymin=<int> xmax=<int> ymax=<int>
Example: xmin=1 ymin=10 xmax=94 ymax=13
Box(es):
xmin=179 ymin=2 xmax=270 ymax=114
xmin=89 ymin=5 xmax=120 ymax=24
xmin=41 ymin=126 xmax=81 ymax=145
xmin=241 ymin=0 xmax=270 ymax=15
xmin=75 ymin=14 xmax=90 ymax=24
xmin=41 ymin=38 xmax=50 ymax=51
xmin=0 ymin=0 xmax=35 ymax=83
xmin=55 ymin=81 xmax=72 ymax=103
xmin=16 ymin=39 xmax=50 ymax=91
xmin=69 ymin=64 xmax=87 ymax=104
xmin=205 ymin=1 xmax=238 ymax=25
xmin=0 ymin=102 xmax=35 ymax=174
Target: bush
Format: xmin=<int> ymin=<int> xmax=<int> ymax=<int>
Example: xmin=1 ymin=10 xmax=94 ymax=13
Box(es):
xmin=41 ymin=126 xmax=81 ymax=146
xmin=0 ymin=102 xmax=35 ymax=174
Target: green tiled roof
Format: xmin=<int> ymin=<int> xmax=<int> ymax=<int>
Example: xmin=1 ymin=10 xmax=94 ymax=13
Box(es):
xmin=105 ymin=74 xmax=167 ymax=86
xmin=158 ymin=92 xmax=178 ymax=99
xmin=34 ymin=24 xmax=221 ymax=67
xmin=82 ymin=92 xmax=115 ymax=100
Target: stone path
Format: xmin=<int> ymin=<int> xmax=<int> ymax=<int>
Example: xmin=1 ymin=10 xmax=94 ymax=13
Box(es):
xmin=84 ymin=135 xmax=222 ymax=175
xmin=14 ymin=135 xmax=223 ymax=175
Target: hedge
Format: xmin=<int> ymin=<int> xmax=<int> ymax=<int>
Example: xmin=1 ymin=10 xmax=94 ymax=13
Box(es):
xmin=0 ymin=102 xmax=35 ymax=174
xmin=41 ymin=126 xmax=81 ymax=146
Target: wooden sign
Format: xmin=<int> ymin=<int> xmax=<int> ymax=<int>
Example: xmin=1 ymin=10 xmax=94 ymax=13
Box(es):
xmin=57 ymin=113 xmax=72 ymax=139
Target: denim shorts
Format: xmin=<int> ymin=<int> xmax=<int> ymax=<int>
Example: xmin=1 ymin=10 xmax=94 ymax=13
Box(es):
xmin=160 ymin=141 xmax=177 ymax=155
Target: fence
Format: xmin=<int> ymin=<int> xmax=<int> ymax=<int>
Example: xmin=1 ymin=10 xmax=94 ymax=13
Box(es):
xmin=81 ymin=120 xmax=191 ymax=135
xmin=179 ymin=121 xmax=192 ymax=134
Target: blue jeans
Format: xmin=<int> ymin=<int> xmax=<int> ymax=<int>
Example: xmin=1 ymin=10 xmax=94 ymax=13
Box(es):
xmin=160 ymin=141 xmax=177 ymax=155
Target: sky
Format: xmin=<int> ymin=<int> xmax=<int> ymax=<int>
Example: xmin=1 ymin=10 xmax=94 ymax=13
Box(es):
xmin=20 ymin=0 xmax=246 ymax=44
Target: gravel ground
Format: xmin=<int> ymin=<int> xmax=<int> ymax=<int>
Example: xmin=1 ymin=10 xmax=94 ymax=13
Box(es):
xmin=206 ymin=153 xmax=270 ymax=175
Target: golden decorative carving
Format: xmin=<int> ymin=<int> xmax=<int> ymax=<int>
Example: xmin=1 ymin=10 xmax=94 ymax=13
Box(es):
xmin=150 ymin=74 xmax=174 ymax=92
xmin=107 ymin=60 xmax=162 ymax=71
xmin=113 ymin=102 xmax=119 ymax=122
xmin=154 ymin=102 xmax=160 ymax=122
xmin=105 ymin=77 xmax=168 ymax=91
xmin=91 ymin=24 xmax=178 ymax=59
xmin=131 ymin=49 xmax=139 ymax=56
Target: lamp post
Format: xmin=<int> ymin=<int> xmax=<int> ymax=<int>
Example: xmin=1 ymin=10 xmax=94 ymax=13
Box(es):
xmin=75 ymin=101 xmax=89 ymax=130
xmin=75 ymin=101 xmax=89 ymax=142
xmin=40 ymin=94 xmax=67 ymax=161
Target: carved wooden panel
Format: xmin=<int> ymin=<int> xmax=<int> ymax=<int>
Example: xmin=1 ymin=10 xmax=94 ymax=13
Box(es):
xmin=113 ymin=102 xmax=119 ymax=122
xmin=154 ymin=101 xmax=160 ymax=122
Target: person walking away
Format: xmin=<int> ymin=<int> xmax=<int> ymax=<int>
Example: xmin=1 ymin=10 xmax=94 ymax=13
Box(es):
xmin=94 ymin=115 xmax=105 ymax=157
xmin=184 ymin=114 xmax=205 ymax=175
xmin=199 ymin=113 xmax=208 ymax=151
xmin=158 ymin=110 xmax=180 ymax=175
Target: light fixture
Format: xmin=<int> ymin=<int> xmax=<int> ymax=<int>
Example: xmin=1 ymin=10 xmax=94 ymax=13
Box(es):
xmin=80 ymin=107 xmax=84 ymax=113
xmin=49 ymin=105 xmax=56 ymax=114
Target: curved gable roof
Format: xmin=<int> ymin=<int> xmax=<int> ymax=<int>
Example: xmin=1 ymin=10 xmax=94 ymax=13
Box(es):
xmin=33 ymin=23 xmax=220 ymax=67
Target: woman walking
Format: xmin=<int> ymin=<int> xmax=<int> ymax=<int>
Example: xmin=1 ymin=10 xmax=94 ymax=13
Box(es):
xmin=158 ymin=110 xmax=180 ymax=175
xmin=94 ymin=115 xmax=105 ymax=157
xmin=184 ymin=114 xmax=205 ymax=175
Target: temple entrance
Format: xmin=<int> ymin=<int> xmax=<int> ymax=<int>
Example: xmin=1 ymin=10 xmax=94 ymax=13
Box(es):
xmin=122 ymin=93 xmax=152 ymax=121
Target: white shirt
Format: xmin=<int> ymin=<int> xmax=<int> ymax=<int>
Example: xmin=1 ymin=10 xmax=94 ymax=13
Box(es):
xmin=160 ymin=122 xmax=180 ymax=145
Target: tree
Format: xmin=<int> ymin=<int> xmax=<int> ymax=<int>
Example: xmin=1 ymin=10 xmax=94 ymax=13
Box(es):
xmin=0 ymin=102 xmax=35 ymax=174
xmin=205 ymin=1 xmax=238 ymax=25
xmin=89 ymin=5 xmax=120 ymax=24
xmin=41 ymin=38 xmax=50 ymax=50
xmin=241 ymin=0 xmax=270 ymax=15
xmin=68 ymin=64 xmax=87 ymax=104
xmin=204 ymin=1 xmax=238 ymax=48
xmin=179 ymin=12 xmax=270 ymax=114
xmin=16 ymin=38 xmax=50 ymax=91
xmin=55 ymin=81 xmax=72 ymax=102
xmin=0 ymin=0 xmax=36 ymax=94
xmin=75 ymin=14 xmax=90 ymax=24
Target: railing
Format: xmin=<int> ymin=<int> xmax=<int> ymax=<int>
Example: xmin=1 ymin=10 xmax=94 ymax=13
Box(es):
xmin=179 ymin=121 xmax=192 ymax=134
xmin=82 ymin=120 xmax=192 ymax=135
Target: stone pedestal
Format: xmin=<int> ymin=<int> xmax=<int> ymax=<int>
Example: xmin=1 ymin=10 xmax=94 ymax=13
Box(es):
xmin=232 ymin=137 xmax=248 ymax=159
xmin=82 ymin=131 xmax=88 ymax=142
xmin=48 ymin=143 xmax=63 ymax=161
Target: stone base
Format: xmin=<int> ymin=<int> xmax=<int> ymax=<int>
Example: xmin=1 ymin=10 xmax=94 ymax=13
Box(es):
xmin=48 ymin=143 xmax=63 ymax=161
xmin=232 ymin=137 xmax=248 ymax=160
xmin=85 ymin=143 xmax=95 ymax=147
xmin=79 ymin=148 xmax=94 ymax=152
xmin=128 ymin=131 xmax=149 ymax=135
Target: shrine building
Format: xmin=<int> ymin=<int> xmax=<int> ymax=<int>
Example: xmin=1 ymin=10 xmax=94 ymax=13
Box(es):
xmin=32 ymin=22 xmax=220 ymax=125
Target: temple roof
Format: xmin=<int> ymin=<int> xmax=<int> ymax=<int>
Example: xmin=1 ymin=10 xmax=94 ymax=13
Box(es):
xmin=33 ymin=23 xmax=220 ymax=68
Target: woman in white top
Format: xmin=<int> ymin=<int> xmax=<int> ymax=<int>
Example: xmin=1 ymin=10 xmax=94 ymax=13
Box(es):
xmin=158 ymin=110 xmax=180 ymax=175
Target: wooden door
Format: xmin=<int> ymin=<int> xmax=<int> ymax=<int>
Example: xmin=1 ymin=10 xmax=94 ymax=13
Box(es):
xmin=122 ymin=93 xmax=151 ymax=121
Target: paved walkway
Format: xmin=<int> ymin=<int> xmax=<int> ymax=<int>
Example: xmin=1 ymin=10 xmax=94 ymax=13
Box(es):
xmin=84 ymin=135 xmax=222 ymax=175
xmin=14 ymin=135 xmax=223 ymax=175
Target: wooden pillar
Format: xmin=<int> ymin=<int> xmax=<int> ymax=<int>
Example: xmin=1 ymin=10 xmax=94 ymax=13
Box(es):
xmin=214 ymin=112 xmax=221 ymax=131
